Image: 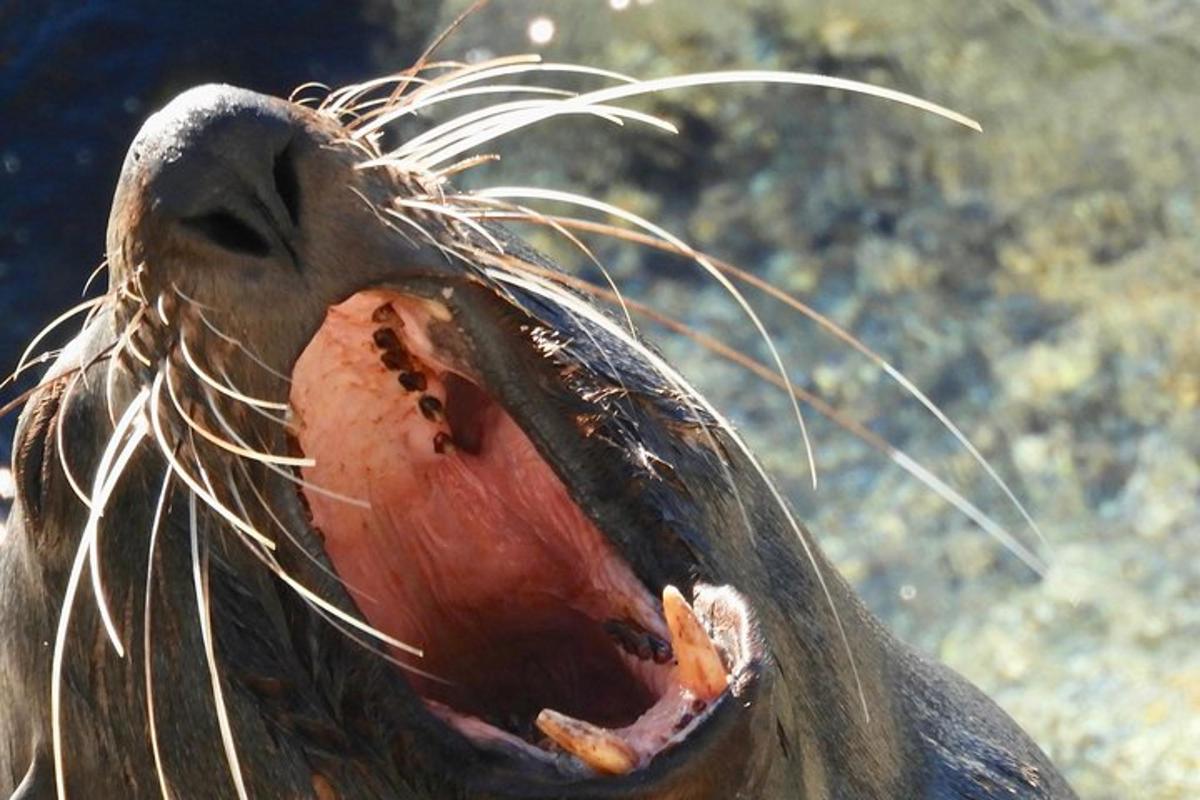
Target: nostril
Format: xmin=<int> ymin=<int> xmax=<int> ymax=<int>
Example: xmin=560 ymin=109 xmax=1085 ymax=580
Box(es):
xmin=273 ymin=143 xmax=302 ymax=227
xmin=181 ymin=210 xmax=273 ymax=257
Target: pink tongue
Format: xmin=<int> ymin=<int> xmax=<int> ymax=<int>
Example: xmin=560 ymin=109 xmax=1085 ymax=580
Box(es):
xmin=288 ymin=290 xmax=660 ymax=712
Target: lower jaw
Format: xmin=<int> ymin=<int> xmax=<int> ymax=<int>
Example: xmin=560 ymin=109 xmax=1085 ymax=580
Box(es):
xmin=427 ymin=583 xmax=746 ymax=776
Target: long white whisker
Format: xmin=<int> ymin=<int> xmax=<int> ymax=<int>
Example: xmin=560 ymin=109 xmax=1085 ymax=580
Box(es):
xmin=10 ymin=297 xmax=105 ymax=384
xmin=51 ymin=503 xmax=96 ymax=800
xmin=172 ymin=286 xmax=291 ymax=383
xmin=149 ymin=371 xmax=276 ymax=551
xmin=269 ymin=561 xmax=424 ymax=658
xmin=386 ymin=100 xmax=676 ymax=170
xmin=179 ymin=335 xmax=290 ymax=411
xmin=323 ymin=56 xmax=530 ymax=116
xmin=348 ymin=186 xmax=459 ymax=265
xmin=438 ymin=197 xmax=637 ymax=333
xmin=81 ymin=260 xmax=109 ymax=296
xmin=237 ymin=462 xmax=375 ymax=596
xmin=85 ymin=388 xmax=151 ymax=656
xmin=188 ymin=490 xmax=250 ymax=800
xmin=55 ymin=373 xmax=95 ymax=507
xmin=164 ymin=360 xmax=313 ymax=468
xmin=143 ymin=469 xmax=176 ymax=800
xmin=52 ymin=391 xmax=149 ymax=800
xmin=353 ymin=59 xmax=640 ymax=139
xmin=104 ymin=305 xmax=148 ymax=427
xmin=200 ymin=388 xmax=369 ymax=510
xmin=416 ymin=70 xmax=980 ymax=170
xmin=388 ymin=199 xmax=506 ymax=254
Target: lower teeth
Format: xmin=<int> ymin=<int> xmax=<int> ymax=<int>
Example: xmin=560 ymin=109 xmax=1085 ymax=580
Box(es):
xmin=531 ymin=585 xmax=733 ymax=775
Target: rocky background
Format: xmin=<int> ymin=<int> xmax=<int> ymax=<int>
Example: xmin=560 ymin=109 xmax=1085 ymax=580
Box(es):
xmin=3 ymin=1 xmax=1197 ymax=797
xmin=425 ymin=2 xmax=1198 ymax=797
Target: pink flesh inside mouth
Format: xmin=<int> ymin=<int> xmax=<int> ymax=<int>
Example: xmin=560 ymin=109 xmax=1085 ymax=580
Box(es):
xmin=287 ymin=289 xmax=737 ymax=775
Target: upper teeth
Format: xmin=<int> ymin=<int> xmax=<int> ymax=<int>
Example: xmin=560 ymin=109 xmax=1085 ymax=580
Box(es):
xmin=662 ymin=585 xmax=730 ymax=702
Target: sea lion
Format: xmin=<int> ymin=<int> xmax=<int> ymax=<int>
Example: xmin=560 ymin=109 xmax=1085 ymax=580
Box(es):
xmin=0 ymin=62 xmax=1077 ymax=799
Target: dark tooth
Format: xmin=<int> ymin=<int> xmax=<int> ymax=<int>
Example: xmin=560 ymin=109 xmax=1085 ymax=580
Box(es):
xmin=380 ymin=349 xmax=413 ymax=372
xmin=419 ymin=394 xmax=443 ymax=421
xmin=372 ymin=327 xmax=402 ymax=351
xmin=649 ymin=636 xmax=674 ymax=665
xmin=603 ymin=619 xmax=673 ymax=663
xmin=371 ymin=302 xmax=400 ymax=324
xmin=398 ymin=370 xmax=427 ymax=392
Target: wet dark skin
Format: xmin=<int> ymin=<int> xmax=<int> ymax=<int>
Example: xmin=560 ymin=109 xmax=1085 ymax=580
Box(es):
xmin=0 ymin=86 xmax=1077 ymax=799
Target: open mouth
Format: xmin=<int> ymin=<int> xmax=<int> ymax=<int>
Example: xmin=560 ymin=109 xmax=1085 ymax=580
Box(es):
xmin=287 ymin=287 xmax=754 ymax=779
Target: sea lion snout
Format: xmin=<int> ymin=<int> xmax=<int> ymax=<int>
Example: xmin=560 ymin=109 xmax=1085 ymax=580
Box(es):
xmin=103 ymin=83 xmax=457 ymax=391
xmin=108 ymin=85 xmax=306 ymax=273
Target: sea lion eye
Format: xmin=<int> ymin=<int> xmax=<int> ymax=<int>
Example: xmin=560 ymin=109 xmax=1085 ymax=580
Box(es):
xmin=181 ymin=209 xmax=273 ymax=257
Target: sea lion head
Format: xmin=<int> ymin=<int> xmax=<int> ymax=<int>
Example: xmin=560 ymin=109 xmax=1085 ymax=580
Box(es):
xmin=1 ymin=70 xmax=1074 ymax=800
xmin=4 ymin=79 xmax=797 ymax=799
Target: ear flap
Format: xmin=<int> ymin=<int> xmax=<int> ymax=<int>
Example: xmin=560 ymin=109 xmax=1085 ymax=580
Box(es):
xmin=11 ymin=381 xmax=66 ymax=536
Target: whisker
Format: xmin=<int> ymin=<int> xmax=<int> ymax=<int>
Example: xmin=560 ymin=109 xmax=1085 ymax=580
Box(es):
xmin=8 ymin=296 xmax=105 ymax=387
xmin=199 ymin=387 xmax=369 ymax=510
xmin=164 ymin=360 xmax=313 ymax=468
xmin=85 ymin=388 xmax=151 ymax=657
xmin=0 ymin=348 xmax=64 ymax=390
xmin=172 ymin=286 xmax=291 ymax=383
xmin=264 ymin=557 xmax=424 ymax=658
xmin=328 ymin=55 xmax=544 ymax=122
xmin=289 ymin=80 xmax=331 ymax=106
xmin=353 ymin=60 xmax=641 ymax=141
xmin=436 ymin=196 xmax=636 ymax=333
xmin=188 ymin=489 xmax=250 ymax=800
xmin=484 ymin=266 xmax=872 ymax=721
xmin=143 ymin=468 xmax=176 ymax=800
xmin=55 ymin=372 xmax=96 ymax=508
xmin=105 ymin=305 xmax=148 ymax=427
xmin=434 ymin=153 xmax=501 ymax=180
xmin=81 ymin=259 xmax=109 ymax=296
xmin=474 ymin=186 xmax=819 ymax=489
xmin=178 ymin=334 xmax=290 ymax=412
xmin=236 ymin=461 xmax=375 ymax=598
xmin=384 ymin=99 xmax=675 ymax=171
xmin=380 ymin=0 xmax=491 ymax=109
xmin=149 ymin=370 xmax=277 ymax=551
xmin=52 ymin=391 xmax=149 ymax=799
xmin=536 ymin=264 xmax=1045 ymax=573
xmin=411 ymin=69 xmax=981 ymax=170
xmin=389 ymin=198 xmax=507 ymax=254
xmin=477 ymin=211 xmax=1049 ymax=562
